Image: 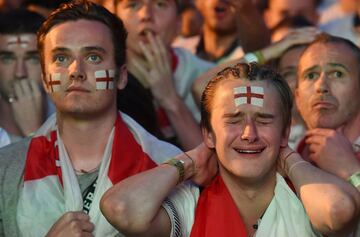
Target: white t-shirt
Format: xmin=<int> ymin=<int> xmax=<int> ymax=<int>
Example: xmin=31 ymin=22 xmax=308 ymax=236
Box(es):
xmin=172 ymin=36 xmax=244 ymax=64
xmin=163 ymin=174 xmax=321 ymax=237
xmin=320 ymin=15 xmax=360 ymax=47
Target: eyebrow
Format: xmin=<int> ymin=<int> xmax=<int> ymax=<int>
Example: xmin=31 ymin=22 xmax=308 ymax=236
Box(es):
xmin=81 ymin=46 xmax=106 ymax=54
xmin=223 ymin=111 xmax=275 ymax=119
xmin=0 ymin=50 xmax=14 ymax=56
xmin=51 ymin=47 xmax=71 ymax=54
xmin=327 ymin=63 xmax=349 ymax=71
xmin=301 ymin=65 xmax=319 ymax=77
xmin=51 ymin=46 xmax=106 ymax=54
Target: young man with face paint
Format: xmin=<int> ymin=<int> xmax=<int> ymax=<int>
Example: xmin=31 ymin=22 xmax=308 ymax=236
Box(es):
xmin=101 ymin=63 xmax=359 ymax=237
xmin=0 ymin=1 xmax=181 ymax=236
xmin=0 ymin=9 xmax=53 ymax=140
xmin=115 ymin=0 xmax=214 ymax=150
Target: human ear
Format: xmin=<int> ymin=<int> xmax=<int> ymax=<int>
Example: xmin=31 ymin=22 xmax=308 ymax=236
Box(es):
xmin=202 ymin=127 xmax=215 ymax=149
xmin=117 ymin=65 xmax=128 ymax=90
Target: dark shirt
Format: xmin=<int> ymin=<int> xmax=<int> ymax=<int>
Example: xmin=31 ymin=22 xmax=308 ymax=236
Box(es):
xmin=117 ymin=73 xmax=179 ymax=146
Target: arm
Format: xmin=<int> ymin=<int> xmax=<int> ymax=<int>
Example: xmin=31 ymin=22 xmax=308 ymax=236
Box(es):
xmin=230 ymin=0 xmax=270 ymax=52
xmin=128 ymin=33 xmax=202 ymax=150
xmin=100 ymin=143 xmax=218 ymax=237
xmin=278 ymin=147 xmax=360 ymax=236
xmin=192 ymin=27 xmax=320 ymax=107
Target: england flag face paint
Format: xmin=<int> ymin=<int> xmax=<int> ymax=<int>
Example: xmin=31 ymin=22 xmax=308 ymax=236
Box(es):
xmin=6 ymin=35 xmax=30 ymax=48
xmin=94 ymin=69 xmax=115 ymax=90
xmin=47 ymin=73 xmax=62 ymax=93
xmin=234 ymin=86 xmax=264 ymax=107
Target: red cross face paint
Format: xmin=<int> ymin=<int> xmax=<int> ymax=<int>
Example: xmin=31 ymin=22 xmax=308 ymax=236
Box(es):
xmin=234 ymin=86 xmax=264 ymax=107
xmin=48 ymin=73 xmax=62 ymax=93
xmin=6 ymin=35 xmax=30 ymax=48
xmin=94 ymin=69 xmax=115 ymax=90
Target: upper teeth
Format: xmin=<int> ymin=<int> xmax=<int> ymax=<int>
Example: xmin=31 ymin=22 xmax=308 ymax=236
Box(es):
xmin=237 ymin=149 xmax=261 ymax=154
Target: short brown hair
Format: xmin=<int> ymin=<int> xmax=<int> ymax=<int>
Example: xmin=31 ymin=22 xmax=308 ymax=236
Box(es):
xmin=200 ymin=62 xmax=293 ymax=134
xmin=37 ymin=0 xmax=127 ymax=74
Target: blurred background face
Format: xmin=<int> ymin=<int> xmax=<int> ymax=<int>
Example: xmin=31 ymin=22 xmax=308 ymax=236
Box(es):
xmin=0 ymin=33 xmax=41 ymax=99
xmin=264 ymin=0 xmax=318 ymax=29
xmin=116 ymin=0 xmax=179 ymax=55
xmin=0 ymin=0 xmax=23 ymax=12
xmin=195 ymin=0 xmax=237 ymax=35
xmin=180 ymin=6 xmax=203 ymax=37
xmin=278 ymin=45 xmax=306 ymax=121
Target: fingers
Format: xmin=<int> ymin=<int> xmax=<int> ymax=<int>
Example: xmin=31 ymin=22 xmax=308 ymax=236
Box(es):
xmin=12 ymin=79 xmax=42 ymax=101
xmin=140 ymin=32 xmax=171 ymax=75
xmin=64 ymin=211 xmax=95 ymax=233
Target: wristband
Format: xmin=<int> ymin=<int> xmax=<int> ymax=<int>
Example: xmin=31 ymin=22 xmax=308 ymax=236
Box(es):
xmin=348 ymin=171 xmax=360 ymax=188
xmin=254 ymin=50 xmax=265 ymax=65
xmin=163 ymin=158 xmax=185 ymax=184
xmin=243 ymin=52 xmax=258 ymax=64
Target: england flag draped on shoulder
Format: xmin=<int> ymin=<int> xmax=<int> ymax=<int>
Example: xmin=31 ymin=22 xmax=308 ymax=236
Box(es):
xmin=17 ymin=112 xmax=181 ymax=237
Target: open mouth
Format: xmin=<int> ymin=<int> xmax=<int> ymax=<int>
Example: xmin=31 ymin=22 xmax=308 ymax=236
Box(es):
xmin=214 ymin=6 xmax=227 ymax=14
xmin=234 ymin=147 xmax=265 ymax=154
xmin=139 ymin=29 xmax=156 ymax=37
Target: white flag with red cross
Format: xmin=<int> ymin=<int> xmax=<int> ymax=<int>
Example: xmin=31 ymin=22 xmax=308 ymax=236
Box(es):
xmin=234 ymin=86 xmax=264 ymax=107
xmin=95 ymin=69 xmax=115 ymax=90
xmin=7 ymin=35 xmax=30 ymax=48
xmin=48 ymin=73 xmax=62 ymax=93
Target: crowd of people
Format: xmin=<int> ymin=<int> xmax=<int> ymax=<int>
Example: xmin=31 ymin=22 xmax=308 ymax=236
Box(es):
xmin=0 ymin=0 xmax=359 ymax=236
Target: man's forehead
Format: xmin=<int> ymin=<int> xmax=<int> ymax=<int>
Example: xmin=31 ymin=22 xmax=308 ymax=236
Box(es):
xmin=44 ymin=20 xmax=112 ymax=51
xmin=300 ymin=42 xmax=356 ymax=67
xmin=216 ymin=80 xmax=278 ymax=106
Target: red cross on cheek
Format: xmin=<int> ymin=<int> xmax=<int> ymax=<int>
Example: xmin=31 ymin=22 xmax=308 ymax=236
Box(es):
xmin=95 ymin=70 xmax=115 ymax=90
xmin=48 ymin=74 xmax=61 ymax=93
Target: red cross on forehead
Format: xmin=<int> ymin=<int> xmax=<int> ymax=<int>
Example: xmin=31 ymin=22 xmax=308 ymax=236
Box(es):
xmin=7 ymin=36 xmax=29 ymax=46
xmin=234 ymin=86 xmax=264 ymax=102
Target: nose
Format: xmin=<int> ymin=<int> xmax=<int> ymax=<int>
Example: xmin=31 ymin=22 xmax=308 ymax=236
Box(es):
xmin=139 ymin=4 xmax=153 ymax=21
xmin=69 ymin=59 xmax=86 ymax=81
xmin=241 ymin=120 xmax=258 ymax=143
xmin=14 ymin=59 xmax=27 ymax=80
xmin=315 ymin=73 xmax=329 ymax=94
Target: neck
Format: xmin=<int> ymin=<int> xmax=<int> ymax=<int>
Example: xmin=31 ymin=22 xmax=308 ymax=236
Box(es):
xmin=202 ymin=25 xmax=237 ymax=60
xmin=220 ymin=166 xmax=277 ymax=235
xmin=0 ymin=99 xmax=23 ymax=136
xmin=57 ymin=109 xmax=117 ymax=173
